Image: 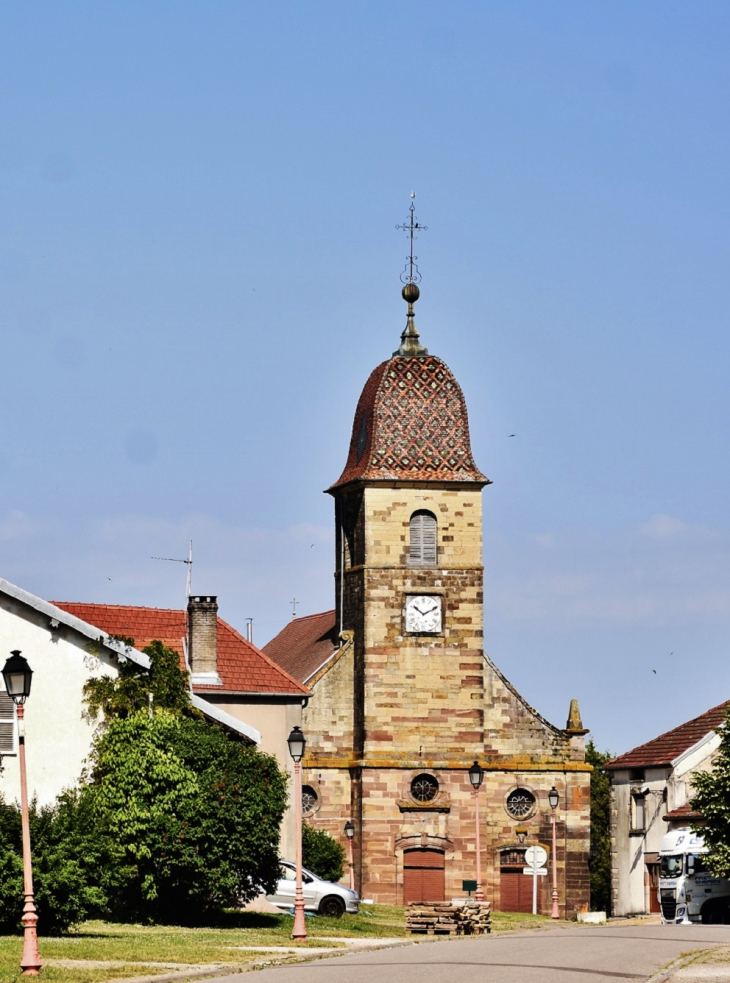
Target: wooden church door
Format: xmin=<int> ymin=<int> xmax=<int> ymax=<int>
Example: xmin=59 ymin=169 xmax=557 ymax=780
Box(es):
xmin=499 ymin=848 xmax=535 ymax=913
xmin=403 ymin=849 xmax=445 ymax=904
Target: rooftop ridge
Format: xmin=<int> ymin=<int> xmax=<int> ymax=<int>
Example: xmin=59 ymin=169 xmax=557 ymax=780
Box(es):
xmin=605 ymin=699 xmax=730 ymax=769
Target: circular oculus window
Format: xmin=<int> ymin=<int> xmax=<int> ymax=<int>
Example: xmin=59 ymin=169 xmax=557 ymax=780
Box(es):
xmin=505 ymin=787 xmax=536 ymax=819
xmin=410 ymin=774 xmax=439 ymax=803
xmin=301 ymin=785 xmax=319 ymax=815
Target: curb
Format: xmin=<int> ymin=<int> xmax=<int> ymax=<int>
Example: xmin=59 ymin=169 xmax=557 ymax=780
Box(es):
xmin=96 ymin=938 xmax=419 ymax=983
xmin=644 ymin=947 xmax=728 ymax=983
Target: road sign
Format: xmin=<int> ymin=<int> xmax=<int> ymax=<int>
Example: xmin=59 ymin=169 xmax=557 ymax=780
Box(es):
xmin=524 ymin=845 xmax=548 ymax=868
xmin=523 ymin=867 xmax=547 ymax=876
xmin=462 ymin=880 xmax=478 ymax=893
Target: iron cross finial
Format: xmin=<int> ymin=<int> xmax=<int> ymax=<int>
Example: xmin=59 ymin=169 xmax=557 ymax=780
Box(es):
xmin=396 ymin=191 xmax=428 ymax=284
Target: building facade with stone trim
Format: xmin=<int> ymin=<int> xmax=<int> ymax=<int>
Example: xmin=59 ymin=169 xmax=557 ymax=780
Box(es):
xmin=264 ymin=289 xmax=591 ymax=914
xmin=605 ymin=700 xmax=728 ymax=917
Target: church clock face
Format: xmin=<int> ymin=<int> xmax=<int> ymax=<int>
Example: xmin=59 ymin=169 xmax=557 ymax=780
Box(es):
xmin=405 ymin=595 xmax=442 ymax=634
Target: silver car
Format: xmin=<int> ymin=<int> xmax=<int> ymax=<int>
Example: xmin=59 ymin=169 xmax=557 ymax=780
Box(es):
xmin=266 ymin=861 xmax=359 ymax=918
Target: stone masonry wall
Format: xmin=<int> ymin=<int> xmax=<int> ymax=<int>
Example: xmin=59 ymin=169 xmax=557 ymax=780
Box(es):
xmin=307 ymin=479 xmax=591 ymax=913
xmin=304 ymin=763 xmax=590 ymax=914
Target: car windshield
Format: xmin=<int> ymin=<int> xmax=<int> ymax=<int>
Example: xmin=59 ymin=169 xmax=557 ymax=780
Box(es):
xmin=660 ymin=855 xmax=683 ymax=878
xmin=279 ymin=864 xmax=316 ymax=883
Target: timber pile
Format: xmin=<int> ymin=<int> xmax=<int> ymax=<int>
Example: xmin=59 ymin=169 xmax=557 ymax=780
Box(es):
xmin=406 ymin=900 xmax=491 ymax=935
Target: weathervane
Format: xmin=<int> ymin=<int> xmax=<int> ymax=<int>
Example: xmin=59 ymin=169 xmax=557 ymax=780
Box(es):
xmin=393 ymin=192 xmax=429 ymax=357
xmin=396 ymin=191 xmax=428 ymax=284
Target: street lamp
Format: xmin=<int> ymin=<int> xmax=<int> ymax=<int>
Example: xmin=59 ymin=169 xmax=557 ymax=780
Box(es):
xmin=468 ymin=760 xmax=485 ymax=902
xmin=2 ymin=652 xmax=41 ymax=975
xmin=344 ymin=820 xmax=355 ymax=891
xmin=548 ymin=786 xmax=560 ymax=919
xmin=287 ymin=726 xmax=307 ymax=941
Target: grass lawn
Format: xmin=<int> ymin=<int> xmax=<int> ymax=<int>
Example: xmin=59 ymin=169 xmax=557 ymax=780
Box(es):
xmin=0 ymin=906 xmax=556 ymax=982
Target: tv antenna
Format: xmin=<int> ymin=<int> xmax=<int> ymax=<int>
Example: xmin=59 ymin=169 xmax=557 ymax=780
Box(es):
xmin=152 ymin=539 xmax=193 ymax=599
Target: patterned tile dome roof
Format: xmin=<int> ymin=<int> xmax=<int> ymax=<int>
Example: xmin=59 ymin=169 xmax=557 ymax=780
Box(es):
xmin=330 ymin=352 xmax=489 ymax=489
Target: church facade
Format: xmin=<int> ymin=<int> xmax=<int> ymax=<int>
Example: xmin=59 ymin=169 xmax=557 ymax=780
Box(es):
xmin=265 ymin=284 xmax=591 ymax=914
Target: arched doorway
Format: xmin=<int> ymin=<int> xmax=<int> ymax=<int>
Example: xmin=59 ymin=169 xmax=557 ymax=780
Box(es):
xmin=403 ymin=848 xmax=445 ymax=904
xmin=499 ymin=848 xmax=537 ymax=913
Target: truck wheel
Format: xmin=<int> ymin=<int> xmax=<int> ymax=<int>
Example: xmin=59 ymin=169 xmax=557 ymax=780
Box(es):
xmin=319 ymin=895 xmax=346 ymax=918
xmin=701 ymin=901 xmax=730 ymax=924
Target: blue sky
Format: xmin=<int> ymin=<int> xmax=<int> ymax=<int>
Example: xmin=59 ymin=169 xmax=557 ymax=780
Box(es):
xmin=2 ymin=1 xmax=730 ymax=753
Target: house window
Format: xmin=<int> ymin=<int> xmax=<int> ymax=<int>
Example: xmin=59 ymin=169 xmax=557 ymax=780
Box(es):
xmin=631 ymin=793 xmax=647 ymax=833
xmin=409 ymin=511 xmax=437 ymax=567
xmin=0 ymin=686 xmax=16 ymax=755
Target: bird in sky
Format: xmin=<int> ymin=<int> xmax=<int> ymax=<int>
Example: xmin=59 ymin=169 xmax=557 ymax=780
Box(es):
xmin=508 ymin=434 xmax=516 ymax=437
xmin=652 ymin=669 xmax=657 ymax=674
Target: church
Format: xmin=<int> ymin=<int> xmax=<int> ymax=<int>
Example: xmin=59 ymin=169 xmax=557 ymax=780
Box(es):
xmin=264 ymin=257 xmax=591 ymax=915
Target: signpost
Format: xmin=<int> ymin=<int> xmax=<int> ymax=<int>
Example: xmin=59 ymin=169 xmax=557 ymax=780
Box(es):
xmin=524 ymin=845 xmax=548 ymax=915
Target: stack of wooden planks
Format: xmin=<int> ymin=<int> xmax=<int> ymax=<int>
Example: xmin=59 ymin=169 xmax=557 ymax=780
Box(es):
xmin=406 ymin=900 xmax=491 ymax=935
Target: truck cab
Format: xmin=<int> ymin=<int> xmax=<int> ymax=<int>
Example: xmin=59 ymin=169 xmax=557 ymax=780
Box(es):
xmin=659 ymin=827 xmax=730 ymax=924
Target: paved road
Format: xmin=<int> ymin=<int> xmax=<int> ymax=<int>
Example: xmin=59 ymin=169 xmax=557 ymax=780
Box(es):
xmin=214 ymin=924 xmax=730 ymax=983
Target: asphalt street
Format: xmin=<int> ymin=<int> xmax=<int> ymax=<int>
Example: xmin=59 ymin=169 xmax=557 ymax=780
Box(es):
xmin=214 ymin=924 xmax=730 ymax=983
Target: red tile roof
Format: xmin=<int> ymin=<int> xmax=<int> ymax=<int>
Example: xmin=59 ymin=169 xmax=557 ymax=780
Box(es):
xmin=53 ymin=602 xmax=308 ymax=697
xmin=263 ymin=610 xmax=338 ymax=683
xmin=329 ymin=355 xmax=489 ymax=490
xmin=605 ymin=701 xmax=730 ymax=770
xmin=663 ymin=804 xmax=704 ymax=822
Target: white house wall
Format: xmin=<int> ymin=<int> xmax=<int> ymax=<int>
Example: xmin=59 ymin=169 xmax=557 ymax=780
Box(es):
xmin=673 ymin=733 xmax=721 ymax=781
xmin=611 ymin=741 xmax=720 ymax=916
xmin=611 ymin=772 xmax=666 ymax=915
xmin=0 ymin=596 xmax=118 ymax=807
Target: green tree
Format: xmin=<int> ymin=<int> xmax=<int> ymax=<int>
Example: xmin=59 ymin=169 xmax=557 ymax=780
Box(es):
xmin=0 ymin=639 xmax=288 ymax=931
xmin=83 ymin=709 xmax=288 ymax=923
xmin=691 ymin=709 xmax=730 ymax=877
xmin=586 ymin=740 xmax=612 ymax=914
xmin=84 ymin=637 xmax=199 ymax=721
xmin=302 ymin=823 xmax=345 ymax=883
xmin=0 ymin=792 xmax=112 ymax=933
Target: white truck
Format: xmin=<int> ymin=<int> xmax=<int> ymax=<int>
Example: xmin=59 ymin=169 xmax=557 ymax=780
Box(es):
xmin=658 ymin=826 xmax=730 ymax=924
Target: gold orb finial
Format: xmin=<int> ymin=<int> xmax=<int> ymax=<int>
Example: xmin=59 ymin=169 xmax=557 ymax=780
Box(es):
xmin=402 ymin=282 xmax=420 ymax=304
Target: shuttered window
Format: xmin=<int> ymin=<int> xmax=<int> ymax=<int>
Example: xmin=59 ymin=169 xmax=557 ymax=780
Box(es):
xmin=409 ymin=510 xmax=437 ymax=567
xmin=0 ymin=689 xmax=16 ymax=754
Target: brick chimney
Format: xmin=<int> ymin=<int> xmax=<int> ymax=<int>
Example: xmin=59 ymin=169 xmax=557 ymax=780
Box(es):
xmin=187 ymin=595 xmax=221 ymax=684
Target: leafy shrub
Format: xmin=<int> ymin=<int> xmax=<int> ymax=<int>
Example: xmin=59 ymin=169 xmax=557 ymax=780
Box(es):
xmin=0 ymin=640 xmax=288 ymax=931
xmin=692 ymin=709 xmax=730 ymax=877
xmin=585 ymin=740 xmax=612 ymax=914
xmin=302 ymin=823 xmax=345 ymax=883
xmin=84 ymin=709 xmax=288 ymax=923
xmin=0 ymin=793 xmax=110 ymax=934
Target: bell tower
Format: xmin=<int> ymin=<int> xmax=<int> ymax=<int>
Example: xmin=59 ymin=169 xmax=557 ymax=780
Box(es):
xmin=328 ymin=264 xmax=491 ymax=764
xmin=292 ymin=199 xmax=590 ymax=911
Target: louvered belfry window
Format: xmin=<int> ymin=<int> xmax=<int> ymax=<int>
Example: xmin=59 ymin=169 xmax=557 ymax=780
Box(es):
xmin=409 ymin=510 xmax=437 ymax=567
xmin=0 ymin=688 xmax=16 ymax=754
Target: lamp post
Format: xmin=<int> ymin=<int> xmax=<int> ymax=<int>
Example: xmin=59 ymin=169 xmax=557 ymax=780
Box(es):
xmin=468 ymin=760 xmax=485 ymax=902
xmin=287 ymin=726 xmax=307 ymax=941
xmin=548 ymin=786 xmax=560 ymax=920
xmin=344 ymin=820 xmax=355 ymax=891
xmin=2 ymin=651 xmax=41 ymax=976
